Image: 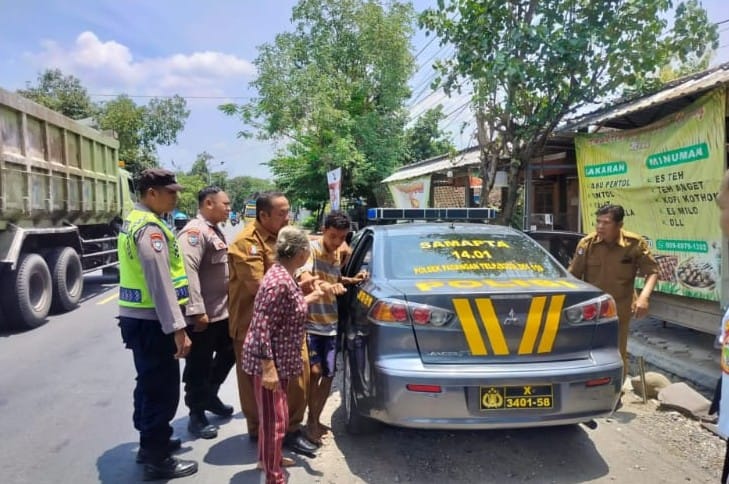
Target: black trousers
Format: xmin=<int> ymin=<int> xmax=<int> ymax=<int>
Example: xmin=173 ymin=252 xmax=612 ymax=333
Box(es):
xmin=183 ymin=318 xmax=236 ymax=413
xmin=119 ymin=316 xmax=180 ymax=460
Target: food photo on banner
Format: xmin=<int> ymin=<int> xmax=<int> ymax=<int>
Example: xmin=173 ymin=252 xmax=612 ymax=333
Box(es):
xmin=388 ymin=176 xmax=431 ymax=209
xmin=575 ymin=88 xmax=725 ymax=302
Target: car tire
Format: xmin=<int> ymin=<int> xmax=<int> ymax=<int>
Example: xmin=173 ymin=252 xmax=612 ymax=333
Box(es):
xmin=342 ymin=347 xmax=377 ymax=434
xmin=47 ymin=247 xmax=84 ymax=312
xmin=0 ymin=253 xmax=52 ymax=329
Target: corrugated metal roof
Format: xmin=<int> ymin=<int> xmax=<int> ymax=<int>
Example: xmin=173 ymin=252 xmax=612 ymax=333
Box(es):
xmin=382 ymin=148 xmax=481 ymax=183
xmin=560 ymin=63 xmax=729 ymax=132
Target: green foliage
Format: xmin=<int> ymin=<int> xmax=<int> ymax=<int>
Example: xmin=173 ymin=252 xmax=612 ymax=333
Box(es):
xmin=403 ymin=105 xmax=455 ymax=163
xmin=226 ymin=176 xmax=276 ymax=212
xmin=97 ymin=94 xmax=190 ymax=175
xmin=301 ymin=214 xmax=319 ymax=231
xmin=17 ymin=69 xmax=97 ymax=120
xmin=18 ymin=69 xmax=190 ymax=177
xmin=421 ymin=0 xmax=719 ymax=225
xmin=220 ymin=0 xmax=415 ymax=206
xmin=175 ymin=173 xmax=207 ymax=215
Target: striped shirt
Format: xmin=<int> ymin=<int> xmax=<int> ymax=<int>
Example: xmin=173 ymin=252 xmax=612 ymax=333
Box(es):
xmin=300 ymin=239 xmax=342 ymax=336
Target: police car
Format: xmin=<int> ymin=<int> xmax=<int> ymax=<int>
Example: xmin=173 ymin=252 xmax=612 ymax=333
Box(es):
xmin=338 ymin=208 xmax=622 ymax=433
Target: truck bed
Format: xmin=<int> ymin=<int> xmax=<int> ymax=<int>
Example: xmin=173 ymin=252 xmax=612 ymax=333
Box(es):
xmin=0 ymin=88 xmax=121 ymax=229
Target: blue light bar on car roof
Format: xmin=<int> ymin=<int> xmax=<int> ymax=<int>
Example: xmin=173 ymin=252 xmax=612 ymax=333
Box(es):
xmin=367 ymin=207 xmax=498 ymax=221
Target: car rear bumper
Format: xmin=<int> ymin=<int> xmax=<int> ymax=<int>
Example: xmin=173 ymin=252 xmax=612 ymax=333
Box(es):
xmin=366 ymin=350 xmax=623 ymax=429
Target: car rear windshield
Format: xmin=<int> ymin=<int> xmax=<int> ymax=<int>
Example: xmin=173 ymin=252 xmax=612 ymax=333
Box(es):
xmin=386 ymin=231 xmax=566 ymax=280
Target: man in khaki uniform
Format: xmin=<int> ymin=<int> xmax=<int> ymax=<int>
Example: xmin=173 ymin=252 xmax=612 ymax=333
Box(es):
xmin=177 ymin=187 xmax=236 ymax=440
xmin=228 ymin=191 xmax=318 ymax=457
xmin=568 ymin=204 xmax=659 ymax=375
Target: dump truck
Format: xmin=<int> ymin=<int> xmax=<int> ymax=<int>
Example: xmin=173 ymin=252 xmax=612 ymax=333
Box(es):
xmin=0 ymin=88 xmax=135 ymax=330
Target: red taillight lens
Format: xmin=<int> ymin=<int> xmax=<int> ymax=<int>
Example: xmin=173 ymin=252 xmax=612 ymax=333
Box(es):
xmin=582 ymin=303 xmax=598 ymax=321
xmin=585 ymin=377 xmax=612 ymax=387
xmin=406 ymin=384 xmax=442 ymax=393
xmin=370 ymin=301 xmax=409 ymax=322
xmin=564 ymin=295 xmax=617 ymax=324
xmin=411 ymin=307 xmax=431 ymax=325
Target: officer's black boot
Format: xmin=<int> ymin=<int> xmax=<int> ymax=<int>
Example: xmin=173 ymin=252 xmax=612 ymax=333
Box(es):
xmin=143 ymin=456 xmax=198 ymax=481
xmin=187 ymin=411 xmax=218 ymax=439
xmin=205 ymin=388 xmax=234 ymax=417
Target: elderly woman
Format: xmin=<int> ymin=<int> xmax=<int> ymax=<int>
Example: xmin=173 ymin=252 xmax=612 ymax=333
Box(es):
xmin=241 ymin=226 xmax=323 ymax=484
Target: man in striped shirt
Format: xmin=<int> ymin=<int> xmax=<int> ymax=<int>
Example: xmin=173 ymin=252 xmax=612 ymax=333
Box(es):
xmin=298 ymin=212 xmax=368 ymax=443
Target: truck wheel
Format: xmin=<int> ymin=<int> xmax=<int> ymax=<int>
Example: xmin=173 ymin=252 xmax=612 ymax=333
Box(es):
xmin=0 ymin=253 xmax=52 ymax=329
xmin=47 ymin=248 xmax=84 ymax=312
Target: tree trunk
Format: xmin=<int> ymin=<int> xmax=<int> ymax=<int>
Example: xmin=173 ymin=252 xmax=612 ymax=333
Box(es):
xmin=500 ymin=158 xmax=524 ymax=227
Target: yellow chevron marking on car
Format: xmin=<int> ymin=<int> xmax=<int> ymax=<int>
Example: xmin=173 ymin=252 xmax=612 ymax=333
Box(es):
xmin=452 ymin=299 xmax=488 ymax=355
xmin=357 ymin=290 xmax=374 ymax=308
xmin=453 ymin=295 xmax=566 ymax=355
xmin=518 ymin=296 xmax=546 ymax=354
xmin=475 ymin=299 xmax=508 ymax=355
xmin=415 ymin=279 xmax=579 ymax=292
xmin=537 ymin=295 xmax=566 ymax=353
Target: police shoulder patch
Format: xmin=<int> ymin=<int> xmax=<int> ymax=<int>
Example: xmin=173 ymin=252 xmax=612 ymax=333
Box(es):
xmin=187 ymin=229 xmax=201 ymax=247
xmin=150 ymin=233 xmax=165 ymax=252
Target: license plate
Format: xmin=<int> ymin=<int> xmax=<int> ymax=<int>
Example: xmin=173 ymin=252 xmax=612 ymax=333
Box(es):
xmin=479 ymin=385 xmax=553 ymax=410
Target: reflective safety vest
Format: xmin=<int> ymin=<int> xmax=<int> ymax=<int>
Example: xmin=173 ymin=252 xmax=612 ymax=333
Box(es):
xmin=118 ymin=208 xmax=189 ymax=308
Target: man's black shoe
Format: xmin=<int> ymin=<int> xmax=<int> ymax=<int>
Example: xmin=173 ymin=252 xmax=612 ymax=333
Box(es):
xmin=136 ymin=438 xmax=182 ymax=464
xmin=283 ymin=431 xmax=317 ymax=458
xmin=206 ymin=395 xmax=234 ymax=417
xmin=143 ymin=457 xmax=197 ymax=481
xmin=188 ymin=412 xmax=218 ymax=439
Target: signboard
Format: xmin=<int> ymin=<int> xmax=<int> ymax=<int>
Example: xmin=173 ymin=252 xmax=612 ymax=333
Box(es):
xmin=575 ymin=89 xmax=725 ymax=301
xmin=388 ymin=176 xmax=431 ymax=209
xmin=327 ymin=167 xmax=342 ymax=211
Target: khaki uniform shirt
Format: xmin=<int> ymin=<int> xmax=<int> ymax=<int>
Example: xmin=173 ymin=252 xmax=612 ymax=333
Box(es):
xmin=118 ymin=203 xmax=187 ymax=334
xmin=228 ymin=220 xmax=276 ymax=341
xmin=177 ymin=214 xmax=229 ymax=323
xmin=568 ymin=229 xmax=659 ymax=310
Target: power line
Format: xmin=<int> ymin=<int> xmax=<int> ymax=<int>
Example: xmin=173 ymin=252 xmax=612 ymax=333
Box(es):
xmin=89 ymin=93 xmax=252 ymax=100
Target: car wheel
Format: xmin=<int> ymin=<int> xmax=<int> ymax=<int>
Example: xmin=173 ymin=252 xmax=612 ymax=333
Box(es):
xmin=342 ymin=347 xmax=377 ymax=434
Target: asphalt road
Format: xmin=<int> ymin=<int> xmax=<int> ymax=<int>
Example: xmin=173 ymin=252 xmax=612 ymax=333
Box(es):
xmin=0 ymin=220 xmax=722 ymax=483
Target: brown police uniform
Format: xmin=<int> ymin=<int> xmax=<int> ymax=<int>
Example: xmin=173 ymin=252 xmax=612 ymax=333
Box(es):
xmin=228 ymin=220 xmax=309 ymax=436
xmin=568 ymin=229 xmax=659 ymax=372
xmin=177 ymin=214 xmax=235 ymax=414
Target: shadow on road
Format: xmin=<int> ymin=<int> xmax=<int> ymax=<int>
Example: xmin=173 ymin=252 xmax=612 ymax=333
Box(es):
xmin=78 ymin=274 xmax=119 ymax=305
xmin=96 ymin=442 xmax=145 ymax=484
xmin=318 ymin=404 xmax=610 ymax=484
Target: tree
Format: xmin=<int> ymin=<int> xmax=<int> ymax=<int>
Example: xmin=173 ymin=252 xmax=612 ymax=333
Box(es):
xmin=220 ymin=0 xmax=415 ymax=206
xmin=421 ymin=0 xmax=718 ymax=225
xmin=96 ymin=94 xmax=190 ymax=175
xmin=174 ymin=173 xmax=207 ymax=216
xmin=17 ymin=68 xmax=96 ymax=119
xmin=403 ymin=105 xmax=455 ymax=164
xmin=227 ymin=176 xmax=276 ymax=212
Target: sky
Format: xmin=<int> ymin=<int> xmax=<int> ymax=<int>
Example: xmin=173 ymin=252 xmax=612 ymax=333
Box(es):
xmin=1 ymin=0 xmax=729 ymax=181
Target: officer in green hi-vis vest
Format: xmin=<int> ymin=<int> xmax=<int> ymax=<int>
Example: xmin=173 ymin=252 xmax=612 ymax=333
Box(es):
xmin=117 ymin=168 xmax=198 ymax=481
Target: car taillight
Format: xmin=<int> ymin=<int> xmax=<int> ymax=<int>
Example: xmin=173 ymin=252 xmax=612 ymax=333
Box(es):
xmin=369 ymin=300 xmax=453 ymax=326
xmin=564 ymin=295 xmax=617 ymax=324
xmin=370 ymin=301 xmax=409 ymax=322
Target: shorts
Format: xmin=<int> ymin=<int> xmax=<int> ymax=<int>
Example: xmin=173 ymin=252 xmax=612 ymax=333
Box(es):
xmin=307 ymin=333 xmax=337 ymax=378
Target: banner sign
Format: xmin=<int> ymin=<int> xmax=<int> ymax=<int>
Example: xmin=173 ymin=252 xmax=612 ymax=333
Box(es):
xmin=575 ymin=89 xmax=725 ymax=301
xmin=388 ymin=176 xmax=431 ymax=209
xmin=327 ymin=167 xmax=342 ymax=211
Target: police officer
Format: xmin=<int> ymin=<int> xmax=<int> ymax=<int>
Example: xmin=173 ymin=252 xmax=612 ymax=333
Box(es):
xmin=568 ymin=204 xmax=659 ymax=377
xmin=118 ymin=168 xmax=197 ymax=480
xmin=177 ymin=186 xmax=236 ymax=439
xmin=228 ymin=191 xmax=319 ymax=458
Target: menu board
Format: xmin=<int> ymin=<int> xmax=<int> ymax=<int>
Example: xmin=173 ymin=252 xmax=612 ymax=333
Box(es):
xmin=575 ymin=89 xmax=725 ymax=301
